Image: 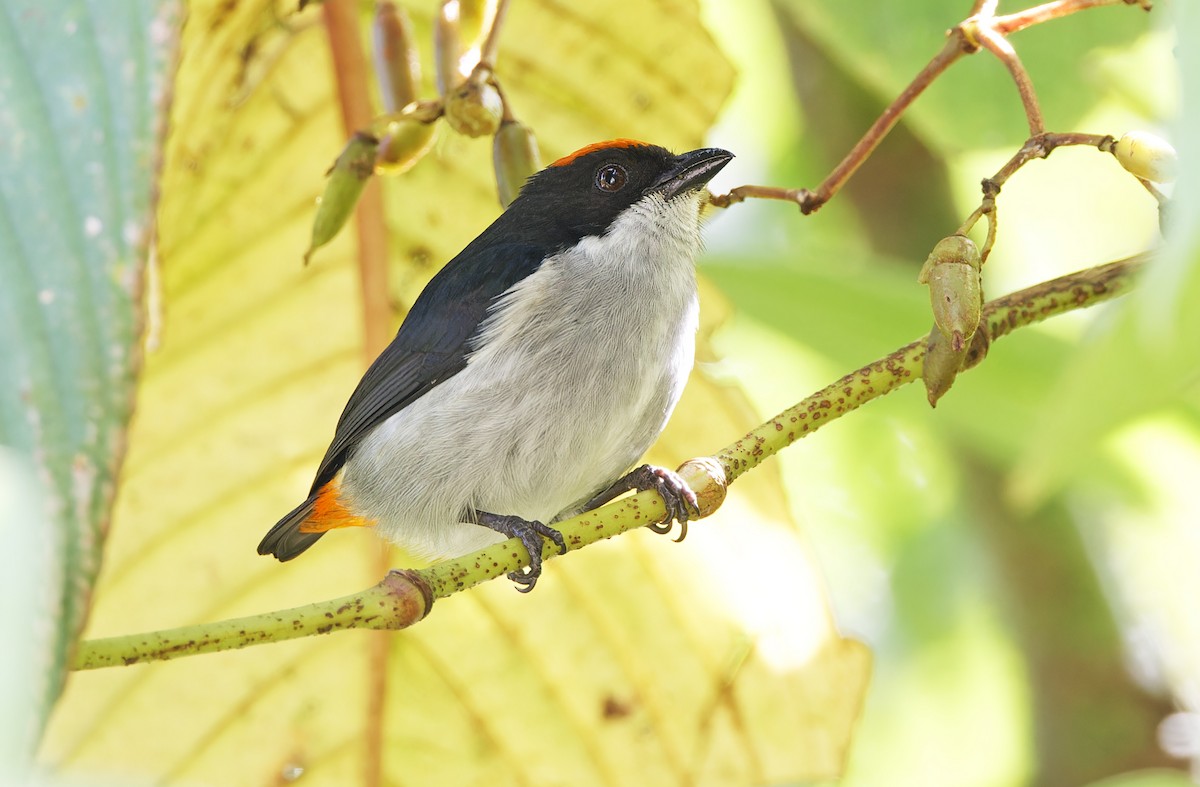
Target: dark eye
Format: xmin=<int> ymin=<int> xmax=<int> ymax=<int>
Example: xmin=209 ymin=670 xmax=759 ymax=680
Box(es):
xmin=595 ymin=164 xmax=627 ymax=192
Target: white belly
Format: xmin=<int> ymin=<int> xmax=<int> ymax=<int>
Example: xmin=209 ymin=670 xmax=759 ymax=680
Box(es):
xmin=339 ymin=197 xmax=704 ymax=558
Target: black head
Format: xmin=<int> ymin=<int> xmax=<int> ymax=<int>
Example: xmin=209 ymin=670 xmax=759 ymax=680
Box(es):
xmin=491 ymin=140 xmax=733 ymax=253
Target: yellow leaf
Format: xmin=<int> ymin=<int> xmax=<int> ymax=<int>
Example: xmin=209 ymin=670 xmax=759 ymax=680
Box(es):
xmin=40 ymin=1 xmax=869 ymax=783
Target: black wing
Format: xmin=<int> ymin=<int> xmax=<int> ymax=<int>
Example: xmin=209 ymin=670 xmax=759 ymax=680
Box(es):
xmin=257 ymin=242 xmax=546 ymax=560
xmin=313 ymin=242 xmax=548 ymax=493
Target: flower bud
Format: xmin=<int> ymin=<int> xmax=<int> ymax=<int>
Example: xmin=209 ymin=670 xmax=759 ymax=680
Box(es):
xmin=921 ymin=323 xmax=969 ymax=407
xmin=1113 ymin=131 xmax=1177 ymax=183
xmin=456 ymin=0 xmax=490 ymax=45
xmin=375 ymin=113 xmax=437 ymax=175
xmin=305 ymin=132 xmax=378 ymax=264
xmin=435 ymin=0 xmax=467 ymax=97
xmin=444 ymin=77 xmax=504 ymax=138
xmin=918 ymin=234 xmax=982 ymax=353
xmin=372 ymin=1 xmax=421 ymax=113
xmin=493 ymin=119 xmax=539 ymax=206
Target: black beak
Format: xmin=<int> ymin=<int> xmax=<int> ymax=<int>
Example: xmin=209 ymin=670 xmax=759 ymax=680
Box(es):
xmin=653 ymin=147 xmax=733 ymax=200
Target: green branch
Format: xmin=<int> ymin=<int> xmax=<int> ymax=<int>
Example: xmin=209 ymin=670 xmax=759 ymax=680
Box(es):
xmin=75 ymin=570 xmax=430 ymax=670
xmin=72 ymin=252 xmax=1148 ymax=671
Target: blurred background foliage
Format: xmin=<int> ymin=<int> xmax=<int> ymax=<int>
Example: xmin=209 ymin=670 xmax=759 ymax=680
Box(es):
xmin=2 ymin=0 xmax=1196 ymax=784
xmin=704 ymin=0 xmax=1197 ymax=785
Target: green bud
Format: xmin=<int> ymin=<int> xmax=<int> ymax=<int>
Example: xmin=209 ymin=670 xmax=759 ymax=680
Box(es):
xmin=1114 ymin=131 xmax=1177 ymax=184
xmin=444 ymin=77 xmax=504 ymax=138
xmin=493 ymin=119 xmax=540 ymax=206
xmin=921 ymin=323 xmax=969 ymax=407
xmin=435 ymin=0 xmax=467 ymax=97
xmin=918 ymin=234 xmax=982 ymax=353
xmin=305 ymin=132 xmax=378 ymax=264
xmin=372 ymin=1 xmax=421 ymax=113
xmin=375 ymin=114 xmax=437 ymax=175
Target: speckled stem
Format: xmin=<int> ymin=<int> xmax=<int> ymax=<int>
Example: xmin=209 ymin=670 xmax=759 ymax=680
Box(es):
xmin=417 ymin=456 xmax=728 ymax=598
xmin=421 ymin=254 xmax=1147 ymax=595
xmin=70 ymin=255 xmax=1146 ymax=668
xmin=72 ymin=570 xmax=431 ymax=670
xmin=716 ymin=253 xmax=1147 ymax=485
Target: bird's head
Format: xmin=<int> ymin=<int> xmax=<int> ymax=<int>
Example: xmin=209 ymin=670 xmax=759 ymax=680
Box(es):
xmin=501 ymin=140 xmax=733 ymax=248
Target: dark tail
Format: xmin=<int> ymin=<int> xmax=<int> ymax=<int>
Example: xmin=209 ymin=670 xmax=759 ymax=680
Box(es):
xmin=258 ymin=497 xmax=325 ymax=561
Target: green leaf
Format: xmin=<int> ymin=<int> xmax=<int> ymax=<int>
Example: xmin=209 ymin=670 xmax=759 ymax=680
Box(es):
xmin=0 ymin=451 xmax=55 ymax=773
xmin=703 ymin=4 xmax=1186 ymax=784
xmin=0 ymin=0 xmax=179 ymax=741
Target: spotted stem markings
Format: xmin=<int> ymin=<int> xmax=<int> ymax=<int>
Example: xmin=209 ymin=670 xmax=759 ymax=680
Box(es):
xmin=69 ymin=254 xmax=1147 ymax=666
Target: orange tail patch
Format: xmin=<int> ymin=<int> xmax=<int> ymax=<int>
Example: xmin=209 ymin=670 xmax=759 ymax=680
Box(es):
xmin=298 ymin=481 xmax=373 ymax=533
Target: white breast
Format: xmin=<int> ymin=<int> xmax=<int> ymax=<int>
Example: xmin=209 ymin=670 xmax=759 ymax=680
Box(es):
xmin=339 ymin=192 xmax=705 ymax=558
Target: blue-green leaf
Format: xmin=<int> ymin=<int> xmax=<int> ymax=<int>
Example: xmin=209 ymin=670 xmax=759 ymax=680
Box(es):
xmin=0 ymin=0 xmax=180 ymax=742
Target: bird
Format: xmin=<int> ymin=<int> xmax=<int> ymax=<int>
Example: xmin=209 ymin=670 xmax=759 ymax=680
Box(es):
xmin=258 ymin=139 xmax=733 ymax=590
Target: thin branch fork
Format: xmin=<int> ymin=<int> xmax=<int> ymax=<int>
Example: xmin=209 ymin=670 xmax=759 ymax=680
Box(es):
xmin=708 ymin=32 xmax=973 ymax=214
xmin=969 ymin=23 xmax=1044 ymax=135
xmin=956 ymin=131 xmax=1114 ymax=251
xmin=708 ymin=0 xmax=1149 ymax=215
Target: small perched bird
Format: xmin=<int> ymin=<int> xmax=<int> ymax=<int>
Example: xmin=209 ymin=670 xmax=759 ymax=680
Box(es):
xmin=259 ymin=140 xmax=733 ymax=590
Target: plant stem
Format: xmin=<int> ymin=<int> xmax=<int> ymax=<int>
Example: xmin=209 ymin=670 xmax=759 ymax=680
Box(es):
xmin=708 ymin=0 xmax=1150 ymax=214
xmin=973 ymin=24 xmax=1045 ymax=135
xmin=74 ymin=570 xmax=431 ymax=670
xmin=478 ymin=0 xmax=511 ymax=71
xmin=988 ymin=132 xmax=1113 ymax=190
xmin=709 ymin=33 xmax=973 ymax=213
xmin=956 ymin=132 xmax=1116 ymax=258
xmin=323 ymin=0 xmax=392 ymax=360
xmin=717 ymin=253 xmax=1146 ymax=483
xmin=992 ymin=0 xmax=1151 ymax=36
xmin=69 ymin=253 xmax=1149 ymax=670
xmin=322 ymin=7 xmax=395 ymax=782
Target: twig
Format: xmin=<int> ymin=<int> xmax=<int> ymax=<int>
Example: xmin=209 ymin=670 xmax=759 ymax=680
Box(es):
xmin=70 ymin=253 xmax=1149 ymax=670
xmin=707 ymin=185 xmax=811 ymax=210
xmin=74 ymin=570 xmax=431 ymax=670
xmin=708 ymin=0 xmax=1149 ymax=215
xmin=971 ymin=24 xmax=1044 ymax=134
xmin=323 ymin=0 xmax=392 ymax=361
xmin=990 ymin=132 xmax=1113 ymax=191
xmin=321 ymin=7 xmax=394 ymax=781
xmin=992 ymin=0 xmax=1151 ymax=36
xmin=710 ymin=34 xmax=974 ymax=214
xmin=956 ymin=132 xmax=1114 ymax=259
xmin=1137 ymin=177 xmax=1167 ymax=205
xmin=717 ymin=254 xmax=1145 ymax=483
xmin=478 ymin=0 xmax=511 ymax=71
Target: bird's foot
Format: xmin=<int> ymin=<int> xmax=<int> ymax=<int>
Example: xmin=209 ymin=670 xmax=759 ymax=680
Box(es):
xmin=585 ymin=464 xmax=699 ymax=542
xmin=474 ymin=511 xmax=567 ymax=592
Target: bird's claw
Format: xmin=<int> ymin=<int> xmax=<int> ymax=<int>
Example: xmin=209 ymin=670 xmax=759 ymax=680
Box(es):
xmin=475 ymin=511 xmax=566 ymax=592
xmin=508 ymin=521 xmax=567 ymax=593
xmin=627 ymin=465 xmax=698 ymax=542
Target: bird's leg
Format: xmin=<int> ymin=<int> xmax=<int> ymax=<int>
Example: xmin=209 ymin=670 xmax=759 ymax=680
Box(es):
xmin=472 ymin=510 xmax=567 ymax=592
xmin=582 ymin=464 xmax=699 ymax=542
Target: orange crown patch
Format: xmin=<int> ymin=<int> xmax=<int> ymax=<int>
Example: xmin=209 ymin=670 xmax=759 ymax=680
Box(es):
xmin=549 ymin=139 xmax=652 ymax=168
